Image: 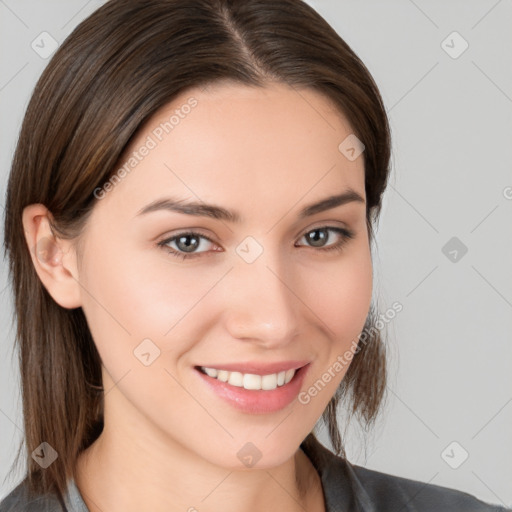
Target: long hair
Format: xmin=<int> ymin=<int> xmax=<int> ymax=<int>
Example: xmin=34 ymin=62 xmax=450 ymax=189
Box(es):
xmin=3 ymin=0 xmax=391 ymax=498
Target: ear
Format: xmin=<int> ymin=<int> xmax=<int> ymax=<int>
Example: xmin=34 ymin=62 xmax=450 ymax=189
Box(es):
xmin=22 ymin=203 xmax=83 ymax=309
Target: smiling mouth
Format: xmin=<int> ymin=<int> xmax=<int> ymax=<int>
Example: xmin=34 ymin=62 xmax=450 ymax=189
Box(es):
xmin=196 ymin=366 xmax=297 ymax=391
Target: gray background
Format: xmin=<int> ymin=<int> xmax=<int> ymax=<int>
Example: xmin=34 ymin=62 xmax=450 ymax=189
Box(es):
xmin=1 ymin=0 xmax=511 ymax=507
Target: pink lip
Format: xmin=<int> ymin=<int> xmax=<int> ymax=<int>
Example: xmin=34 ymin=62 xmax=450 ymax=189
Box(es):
xmin=196 ymin=360 xmax=310 ymax=374
xmin=194 ymin=363 xmax=311 ymax=414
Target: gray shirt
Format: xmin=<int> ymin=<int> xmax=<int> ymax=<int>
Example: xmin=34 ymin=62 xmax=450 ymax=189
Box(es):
xmin=1 ymin=434 xmax=509 ymax=511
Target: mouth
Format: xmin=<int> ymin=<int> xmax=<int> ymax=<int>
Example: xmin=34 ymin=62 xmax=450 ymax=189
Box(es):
xmin=196 ymin=366 xmax=298 ymax=391
xmin=193 ymin=362 xmax=311 ymax=414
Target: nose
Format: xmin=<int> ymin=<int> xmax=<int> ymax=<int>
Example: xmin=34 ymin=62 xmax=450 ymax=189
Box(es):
xmin=223 ymin=253 xmax=301 ymax=349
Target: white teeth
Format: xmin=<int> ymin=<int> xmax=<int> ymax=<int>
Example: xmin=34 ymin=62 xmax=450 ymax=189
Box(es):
xmin=217 ymin=370 xmax=229 ymax=382
xmin=284 ymin=369 xmax=295 ymax=384
xmin=243 ymin=373 xmax=261 ymax=390
xmin=228 ymin=371 xmax=243 ymax=387
xmin=200 ymin=367 xmax=297 ymax=390
xmin=261 ymin=373 xmax=277 ymax=390
xmin=204 ymin=367 xmax=218 ymax=378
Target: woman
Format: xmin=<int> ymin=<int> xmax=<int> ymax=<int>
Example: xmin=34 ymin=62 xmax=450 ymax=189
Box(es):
xmin=0 ymin=1 xmax=508 ymax=511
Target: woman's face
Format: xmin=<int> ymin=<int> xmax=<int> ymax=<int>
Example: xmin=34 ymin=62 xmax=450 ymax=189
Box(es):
xmin=75 ymin=81 xmax=372 ymax=468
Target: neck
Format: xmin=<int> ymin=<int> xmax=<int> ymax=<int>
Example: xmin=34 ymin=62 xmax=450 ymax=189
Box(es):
xmin=75 ymin=418 xmax=324 ymax=512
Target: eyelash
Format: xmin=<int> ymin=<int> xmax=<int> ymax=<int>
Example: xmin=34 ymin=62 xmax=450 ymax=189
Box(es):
xmin=157 ymin=226 xmax=355 ymax=261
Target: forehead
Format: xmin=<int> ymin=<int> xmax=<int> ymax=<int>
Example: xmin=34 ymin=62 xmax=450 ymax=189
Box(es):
xmin=94 ymin=81 xmax=365 ymax=221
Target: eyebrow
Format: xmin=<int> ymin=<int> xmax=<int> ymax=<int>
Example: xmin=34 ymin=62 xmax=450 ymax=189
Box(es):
xmin=135 ymin=189 xmax=365 ymax=223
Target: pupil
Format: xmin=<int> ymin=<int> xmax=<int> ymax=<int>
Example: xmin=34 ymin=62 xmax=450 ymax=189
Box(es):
xmin=308 ymin=229 xmax=327 ymax=247
xmin=177 ymin=235 xmax=199 ymax=252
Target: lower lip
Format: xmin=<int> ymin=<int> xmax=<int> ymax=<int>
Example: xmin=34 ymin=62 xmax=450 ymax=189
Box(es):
xmin=195 ymin=364 xmax=310 ymax=414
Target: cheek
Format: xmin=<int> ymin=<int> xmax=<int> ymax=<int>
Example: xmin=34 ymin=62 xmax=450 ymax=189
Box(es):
xmin=306 ymin=245 xmax=373 ymax=343
xmin=78 ymin=242 xmax=223 ymax=363
xmin=296 ymin=243 xmax=373 ymax=407
xmin=77 ymin=247 xmax=215 ymax=415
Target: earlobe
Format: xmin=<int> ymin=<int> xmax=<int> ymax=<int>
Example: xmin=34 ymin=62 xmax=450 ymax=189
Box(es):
xmin=22 ymin=204 xmax=83 ymax=309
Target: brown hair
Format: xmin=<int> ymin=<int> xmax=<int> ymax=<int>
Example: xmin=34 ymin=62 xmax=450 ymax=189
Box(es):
xmin=3 ymin=0 xmax=391 ymax=499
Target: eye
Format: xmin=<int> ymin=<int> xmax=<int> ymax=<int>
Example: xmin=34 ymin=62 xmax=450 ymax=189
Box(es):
xmin=157 ymin=231 xmax=217 ymax=260
xmin=157 ymin=226 xmax=355 ymax=260
xmin=296 ymin=226 xmax=355 ymax=253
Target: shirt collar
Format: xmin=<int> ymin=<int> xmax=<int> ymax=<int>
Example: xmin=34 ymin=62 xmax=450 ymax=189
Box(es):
xmin=300 ymin=433 xmax=376 ymax=512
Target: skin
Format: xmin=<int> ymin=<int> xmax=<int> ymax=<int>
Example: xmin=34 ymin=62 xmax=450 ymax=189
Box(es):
xmin=23 ymin=81 xmax=372 ymax=512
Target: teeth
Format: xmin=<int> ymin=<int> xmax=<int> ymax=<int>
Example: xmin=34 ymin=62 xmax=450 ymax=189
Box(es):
xmin=243 ymin=373 xmax=261 ymax=390
xmin=204 ymin=367 xmax=218 ymax=378
xmin=200 ymin=367 xmax=296 ymax=390
xmin=228 ymin=371 xmax=243 ymax=387
xmin=217 ymin=370 xmax=229 ymax=382
xmin=261 ymin=374 xmax=277 ymax=390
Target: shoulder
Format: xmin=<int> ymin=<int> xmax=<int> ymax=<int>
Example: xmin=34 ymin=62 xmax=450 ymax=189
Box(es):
xmin=0 ymin=478 xmax=65 ymax=512
xmin=350 ymin=463 xmax=509 ymax=512
xmin=300 ymin=434 xmax=510 ymax=512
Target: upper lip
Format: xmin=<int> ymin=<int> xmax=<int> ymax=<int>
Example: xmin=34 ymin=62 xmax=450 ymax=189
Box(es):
xmin=196 ymin=361 xmax=310 ymax=375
